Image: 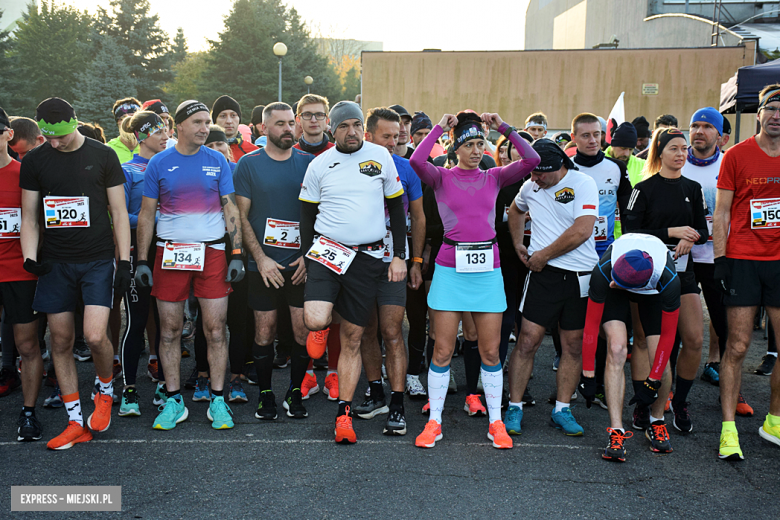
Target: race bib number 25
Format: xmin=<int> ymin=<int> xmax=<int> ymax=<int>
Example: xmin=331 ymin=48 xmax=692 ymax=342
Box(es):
xmin=44 ymin=196 xmax=90 ymax=228
xmin=306 ymin=236 xmax=356 ymax=275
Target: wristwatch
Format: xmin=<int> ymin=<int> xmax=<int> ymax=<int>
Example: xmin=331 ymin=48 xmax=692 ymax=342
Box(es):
xmin=394 ymin=252 xmax=406 ymax=260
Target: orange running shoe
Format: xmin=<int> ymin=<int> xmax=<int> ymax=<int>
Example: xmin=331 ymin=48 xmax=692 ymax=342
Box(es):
xmin=464 ymin=394 xmax=487 ymax=417
xmin=334 ymin=407 xmax=356 ymax=444
xmin=307 ymin=329 xmax=329 ymax=359
xmin=736 ymin=392 xmax=754 ymax=417
xmin=415 ymin=420 xmax=443 ymax=448
xmin=87 ymin=392 xmax=113 ymax=432
xmin=488 ymin=421 xmax=513 ymax=449
xmin=47 ymin=421 xmax=92 ymax=450
xmin=324 ymin=372 xmax=339 ymax=401
xmin=422 ymin=400 xmax=430 ymax=415
xmin=301 ymin=373 xmax=320 ymax=399
xmin=664 ymin=391 xmax=673 ymax=413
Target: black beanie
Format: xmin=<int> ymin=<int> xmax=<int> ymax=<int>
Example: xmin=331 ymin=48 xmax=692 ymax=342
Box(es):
xmin=631 ymin=116 xmax=650 ymax=138
xmin=211 ymin=95 xmax=242 ymax=123
xmin=251 ymin=105 xmax=265 ymax=126
xmin=611 ymin=122 xmax=638 ymax=149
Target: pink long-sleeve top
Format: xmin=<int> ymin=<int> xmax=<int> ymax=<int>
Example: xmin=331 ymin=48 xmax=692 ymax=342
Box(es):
xmin=409 ymin=123 xmax=540 ymax=268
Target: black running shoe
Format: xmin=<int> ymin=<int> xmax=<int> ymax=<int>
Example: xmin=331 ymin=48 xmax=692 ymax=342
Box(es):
xmin=17 ymin=411 xmax=42 ymax=442
xmin=632 ymin=405 xmax=650 ymax=430
xmin=603 ymin=428 xmax=633 ymax=462
xmin=273 ymin=354 xmax=290 ymax=369
xmin=313 ymin=354 xmax=328 ymax=370
xmin=72 ymin=339 xmax=92 ymax=362
xmin=184 ymin=367 xmax=199 ymax=389
xmin=255 ymin=390 xmax=277 ymax=420
xmin=645 ymin=420 xmax=673 ymax=453
xmin=354 ymin=396 xmax=389 ymax=419
xmin=522 ymin=386 xmax=536 ymax=406
xmin=283 ymin=388 xmax=308 ymax=419
xmin=670 ymin=400 xmax=692 ymax=433
xmin=756 ymin=354 xmax=776 ymax=376
xmin=383 ymin=408 xmax=407 ymax=436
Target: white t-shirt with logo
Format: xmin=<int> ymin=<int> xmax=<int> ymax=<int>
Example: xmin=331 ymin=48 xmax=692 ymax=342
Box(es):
xmin=514 ymin=169 xmax=599 ymax=272
xmin=681 ymin=154 xmax=721 ymax=264
xmin=300 ymin=141 xmax=403 ymax=258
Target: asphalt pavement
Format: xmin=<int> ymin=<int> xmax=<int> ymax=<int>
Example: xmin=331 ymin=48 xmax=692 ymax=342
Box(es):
xmin=0 ymin=322 xmax=778 ymax=519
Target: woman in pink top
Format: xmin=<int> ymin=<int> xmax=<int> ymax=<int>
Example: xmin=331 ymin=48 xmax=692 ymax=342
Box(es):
xmin=409 ymin=111 xmax=539 ymax=449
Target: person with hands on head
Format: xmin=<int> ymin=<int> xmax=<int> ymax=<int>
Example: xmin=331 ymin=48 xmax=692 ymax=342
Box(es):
xmin=298 ymin=100 xmax=407 ymax=445
xmin=506 ymin=138 xmax=598 ymax=438
xmin=117 ymin=110 xmax=168 ymax=418
xmin=713 ymin=84 xmax=780 ymax=460
xmin=580 ymin=233 xmax=681 ymax=460
xmin=134 ymin=99 xmax=244 ymax=432
xmin=409 ymin=111 xmax=540 ymax=449
xmin=233 ymin=102 xmax=314 ymax=420
xmin=624 ymin=128 xmax=708 ymax=437
xmin=20 ymin=98 xmax=131 ymax=450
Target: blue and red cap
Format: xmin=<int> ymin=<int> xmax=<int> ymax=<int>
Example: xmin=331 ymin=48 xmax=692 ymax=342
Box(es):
xmin=612 ymin=250 xmax=653 ymax=289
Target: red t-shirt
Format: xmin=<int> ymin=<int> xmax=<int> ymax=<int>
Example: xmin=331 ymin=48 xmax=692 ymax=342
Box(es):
xmin=230 ymin=140 xmax=259 ymax=161
xmin=717 ymin=136 xmax=780 ymax=260
xmin=0 ymin=159 xmax=36 ymax=282
xmin=293 ymin=141 xmax=335 ymax=157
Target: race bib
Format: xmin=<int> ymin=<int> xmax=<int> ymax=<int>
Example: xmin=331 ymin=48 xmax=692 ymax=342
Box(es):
xmin=263 ymin=218 xmax=300 ymax=249
xmin=406 ymin=212 xmax=412 ymax=238
xmin=706 ymin=215 xmax=713 ymax=242
xmin=750 ymin=198 xmax=780 ymax=229
xmin=674 ymin=253 xmax=689 ymax=273
xmin=593 ymin=216 xmax=608 ymax=242
xmin=306 ymin=236 xmax=356 ymax=275
xmin=455 ymin=242 xmax=494 ymax=273
xmin=382 ymin=228 xmax=409 ymax=262
xmin=503 ymin=205 xmax=510 ymax=223
xmin=524 ymin=217 xmax=532 ymax=237
xmin=0 ymin=208 xmax=21 ymax=239
xmin=578 ymin=273 xmax=592 ymax=298
xmin=43 ymin=196 xmax=90 ymax=228
xmin=161 ymin=242 xmax=205 ymax=271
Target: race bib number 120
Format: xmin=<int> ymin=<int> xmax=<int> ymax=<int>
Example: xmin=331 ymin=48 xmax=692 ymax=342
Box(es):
xmin=43 ymin=196 xmax=90 ymax=228
xmin=306 ymin=236 xmax=356 ymax=275
xmin=161 ymin=243 xmax=205 ymax=271
xmin=751 ymin=198 xmax=780 ymax=229
xmin=0 ymin=208 xmax=21 ymax=238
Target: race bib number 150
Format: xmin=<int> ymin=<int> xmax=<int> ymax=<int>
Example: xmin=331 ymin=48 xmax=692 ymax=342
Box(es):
xmin=751 ymin=198 xmax=780 ymax=229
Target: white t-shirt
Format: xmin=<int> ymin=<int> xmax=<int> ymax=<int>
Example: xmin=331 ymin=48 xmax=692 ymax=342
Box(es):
xmin=681 ymin=154 xmax=721 ymax=264
xmin=300 ymin=141 xmax=404 ymax=259
xmin=514 ymin=169 xmax=599 ymax=272
xmin=610 ymin=233 xmax=671 ymax=295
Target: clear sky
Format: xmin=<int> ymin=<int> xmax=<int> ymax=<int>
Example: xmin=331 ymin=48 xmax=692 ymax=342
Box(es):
xmin=61 ymin=0 xmax=530 ymax=52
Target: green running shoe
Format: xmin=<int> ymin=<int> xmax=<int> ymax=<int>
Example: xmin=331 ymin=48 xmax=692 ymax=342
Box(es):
xmin=207 ymin=396 xmax=234 ymax=429
xmin=153 ymin=397 xmax=188 ymax=430
xmin=118 ymin=387 xmax=141 ymax=417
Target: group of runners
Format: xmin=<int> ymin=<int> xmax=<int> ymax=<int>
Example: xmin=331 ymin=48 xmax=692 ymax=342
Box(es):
xmin=0 ymin=85 xmax=778 ymax=463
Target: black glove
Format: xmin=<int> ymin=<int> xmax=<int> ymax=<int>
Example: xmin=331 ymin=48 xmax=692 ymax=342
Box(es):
xmin=135 ymin=260 xmax=154 ymax=288
xmin=23 ymin=259 xmax=52 ymax=277
xmin=579 ymin=375 xmax=597 ymax=409
xmin=628 ymin=378 xmax=662 ymax=408
xmin=226 ymin=254 xmax=245 ymax=283
xmin=114 ymin=260 xmax=132 ymax=295
xmin=713 ymin=256 xmax=730 ymax=295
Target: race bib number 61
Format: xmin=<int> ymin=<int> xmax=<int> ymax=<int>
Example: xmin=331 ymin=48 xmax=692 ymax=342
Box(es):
xmin=0 ymin=208 xmax=21 ymax=238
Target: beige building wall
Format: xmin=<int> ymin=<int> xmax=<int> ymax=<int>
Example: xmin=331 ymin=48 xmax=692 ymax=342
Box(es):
xmin=553 ymin=1 xmax=588 ymax=49
xmin=361 ymin=43 xmax=756 ymax=137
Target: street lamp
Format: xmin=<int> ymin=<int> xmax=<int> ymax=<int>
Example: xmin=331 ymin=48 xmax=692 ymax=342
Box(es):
xmin=304 ymin=76 xmax=313 ymax=94
xmin=273 ymin=42 xmax=287 ymax=102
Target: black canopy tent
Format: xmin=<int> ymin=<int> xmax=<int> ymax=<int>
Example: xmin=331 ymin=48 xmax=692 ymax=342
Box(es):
xmin=720 ymin=59 xmax=780 ymax=142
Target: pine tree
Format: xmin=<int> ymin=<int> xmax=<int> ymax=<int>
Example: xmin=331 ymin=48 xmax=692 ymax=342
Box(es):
xmin=342 ymin=65 xmax=361 ymax=103
xmin=73 ymin=35 xmax=138 ymax=139
xmin=171 ymin=27 xmax=188 ymax=65
xmin=201 ymin=0 xmax=342 ymax=120
xmin=9 ymin=1 xmax=93 ymax=117
xmin=95 ymin=0 xmax=171 ymax=102
xmin=164 ymin=52 xmax=209 ymax=107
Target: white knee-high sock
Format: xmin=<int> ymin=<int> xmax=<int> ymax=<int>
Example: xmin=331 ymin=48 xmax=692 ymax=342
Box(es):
xmin=428 ymin=363 xmax=450 ymax=424
xmin=480 ymin=362 xmax=503 ymax=423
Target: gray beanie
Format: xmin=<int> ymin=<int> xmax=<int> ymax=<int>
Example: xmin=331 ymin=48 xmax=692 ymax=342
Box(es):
xmin=329 ymin=101 xmax=364 ymax=131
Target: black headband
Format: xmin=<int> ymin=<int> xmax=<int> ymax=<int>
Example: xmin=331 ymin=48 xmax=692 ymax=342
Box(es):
xmin=175 ymin=101 xmax=209 ymax=125
xmin=657 ymin=128 xmax=686 ymax=153
xmin=114 ymin=103 xmax=140 ymax=120
xmin=205 ymin=129 xmax=228 ymax=145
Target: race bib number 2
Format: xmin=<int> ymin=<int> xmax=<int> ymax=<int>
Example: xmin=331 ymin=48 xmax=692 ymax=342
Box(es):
xmin=44 ymin=196 xmax=90 ymax=228
xmin=0 ymin=208 xmax=21 ymax=239
xmin=162 ymin=243 xmax=205 ymax=271
xmin=264 ymin=218 xmax=300 ymax=249
xmin=751 ymin=198 xmax=780 ymax=229
xmin=306 ymin=236 xmax=356 ymax=275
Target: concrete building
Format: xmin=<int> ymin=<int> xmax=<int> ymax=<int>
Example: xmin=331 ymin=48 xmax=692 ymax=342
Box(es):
xmin=525 ymin=0 xmax=779 ymax=53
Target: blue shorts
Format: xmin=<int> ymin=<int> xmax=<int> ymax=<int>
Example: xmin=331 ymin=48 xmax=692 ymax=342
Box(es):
xmin=427 ymin=265 xmax=506 ymax=313
xmin=33 ymin=259 xmax=116 ymax=314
